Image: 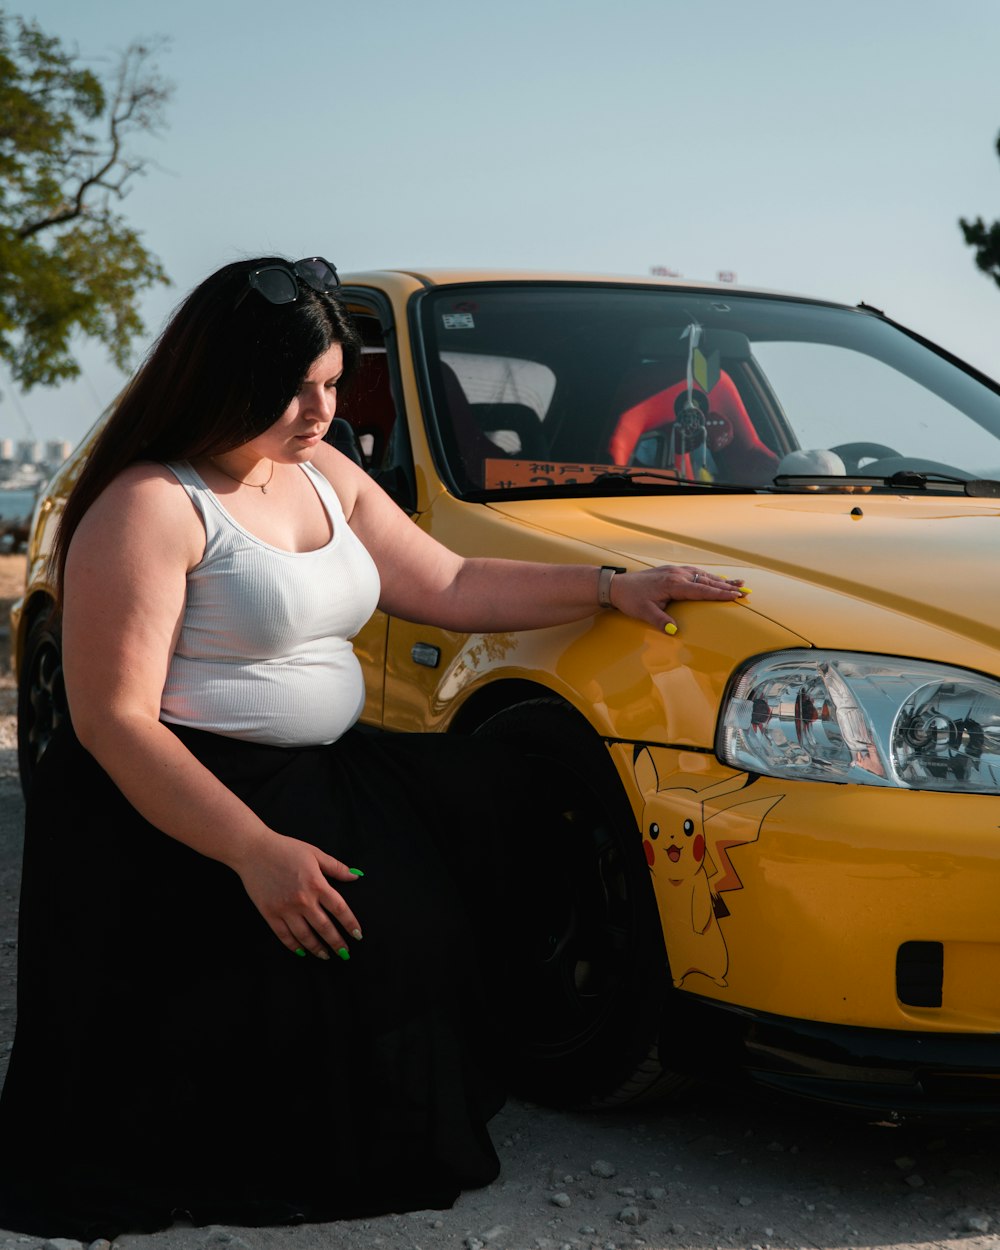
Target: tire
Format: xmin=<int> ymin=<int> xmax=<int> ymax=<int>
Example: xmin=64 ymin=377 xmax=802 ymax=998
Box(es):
xmin=17 ymin=610 xmax=67 ymax=796
xmin=475 ymin=697 xmax=692 ymax=1109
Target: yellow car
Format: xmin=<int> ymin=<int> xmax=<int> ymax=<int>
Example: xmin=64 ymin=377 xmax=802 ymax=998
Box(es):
xmin=14 ymin=270 xmax=1000 ymax=1115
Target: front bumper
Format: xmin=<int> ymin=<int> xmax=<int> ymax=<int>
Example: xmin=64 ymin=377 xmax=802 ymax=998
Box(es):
xmin=615 ymin=744 xmax=1000 ymax=1033
xmin=664 ymin=994 xmax=1000 ymax=1117
xmin=615 ymin=745 xmax=1000 ymax=1113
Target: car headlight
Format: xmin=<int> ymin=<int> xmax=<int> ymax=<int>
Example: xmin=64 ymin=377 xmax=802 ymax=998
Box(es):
xmin=717 ymin=651 xmax=1000 ymax=793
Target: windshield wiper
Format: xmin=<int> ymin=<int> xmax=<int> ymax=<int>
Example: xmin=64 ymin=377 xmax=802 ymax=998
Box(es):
xmin=464 ymin=469 xmax=758 ymax=503
xmin=882 ymin=470 xmax=1000 ymax=496
xmin=773 ymin=471 xmax=1000 ymax=498
xmin=590 ymin=470 xmax=756 ymax=493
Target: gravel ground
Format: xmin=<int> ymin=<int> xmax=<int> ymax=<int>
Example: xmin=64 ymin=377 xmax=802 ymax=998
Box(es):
xmin=0 ymin=557 xmax=999 ymax=1250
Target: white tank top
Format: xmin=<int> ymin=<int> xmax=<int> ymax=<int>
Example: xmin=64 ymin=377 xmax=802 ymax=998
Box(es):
xmin=159 ymin=460 xmax=381 ymax=747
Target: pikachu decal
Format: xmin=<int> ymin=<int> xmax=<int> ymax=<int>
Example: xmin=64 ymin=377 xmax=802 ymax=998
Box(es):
xmin=633 ymin=747 xmax=782 ymax=988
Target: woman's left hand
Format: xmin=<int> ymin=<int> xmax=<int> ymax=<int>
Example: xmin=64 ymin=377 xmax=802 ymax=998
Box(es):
xmin=610 ymin=565 xmax=748 ymax=632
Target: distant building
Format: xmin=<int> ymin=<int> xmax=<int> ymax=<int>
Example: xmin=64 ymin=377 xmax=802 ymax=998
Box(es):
xmin=45 ymin=439 xmax=72 ymax=465
xmin=0 ymin=435 xmax=74 ymax=490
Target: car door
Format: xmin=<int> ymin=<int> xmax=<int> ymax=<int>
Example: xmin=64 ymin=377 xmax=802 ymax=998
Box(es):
xmin=335 ymin=289 xmax=417 ymax=725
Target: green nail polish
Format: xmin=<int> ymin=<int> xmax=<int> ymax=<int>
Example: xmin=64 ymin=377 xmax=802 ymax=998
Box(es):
xmin=664 ymin=623 xmax=678 ymax=636
xmin=337 ymin=947 xmax=351 ymax=961
xmin=349 ymin=868 xmax=365 ymax=877
xmin=294 ymin=947 xmax=306 ymax=958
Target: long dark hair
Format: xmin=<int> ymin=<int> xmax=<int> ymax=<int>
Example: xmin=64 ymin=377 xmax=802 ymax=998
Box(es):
xmin=53 ymin=256 xmax=362 ymax=600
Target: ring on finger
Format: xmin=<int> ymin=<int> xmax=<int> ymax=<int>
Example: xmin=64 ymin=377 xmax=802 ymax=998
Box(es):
xmin=692 ymin=572 xmax=700 ymax=583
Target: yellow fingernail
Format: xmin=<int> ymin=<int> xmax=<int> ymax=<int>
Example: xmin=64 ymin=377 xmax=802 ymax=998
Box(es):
xmin=740 ymin=586 xmax=753 ymax=595
xmin=664 ymin=623 xmax=678 ymax=635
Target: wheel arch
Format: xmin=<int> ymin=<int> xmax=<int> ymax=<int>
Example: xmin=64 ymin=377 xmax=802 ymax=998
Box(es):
xmin=448 ymin=677 xmax=579 ymax=736
xmin=449 ymin=677 xmax=656 ymax=821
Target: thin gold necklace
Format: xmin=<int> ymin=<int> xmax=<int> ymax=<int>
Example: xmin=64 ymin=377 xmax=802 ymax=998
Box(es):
xmin=209 ymin=457 xmax=275 ymax=494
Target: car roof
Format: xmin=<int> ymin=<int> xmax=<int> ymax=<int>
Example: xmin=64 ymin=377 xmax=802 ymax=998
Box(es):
xmin=338 ymin=267 xmax=857 ymax=312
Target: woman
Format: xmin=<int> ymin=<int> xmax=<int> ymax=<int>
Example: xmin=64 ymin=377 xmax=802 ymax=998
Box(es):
xmin=0 ymin=257 xmax=746 ymax=1238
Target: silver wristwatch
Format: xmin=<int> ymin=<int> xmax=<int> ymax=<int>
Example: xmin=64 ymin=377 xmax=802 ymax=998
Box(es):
xmin=598 ymin=565 xmax=627 ymax=609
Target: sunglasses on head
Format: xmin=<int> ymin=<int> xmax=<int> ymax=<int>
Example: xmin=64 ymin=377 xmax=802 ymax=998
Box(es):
xmin=234 ymin=257 xmax=340 ymax=308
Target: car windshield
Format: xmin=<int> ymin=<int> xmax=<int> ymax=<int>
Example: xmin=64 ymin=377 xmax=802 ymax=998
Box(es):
xmin=415 ymin=284 xmax=1000 ymax=498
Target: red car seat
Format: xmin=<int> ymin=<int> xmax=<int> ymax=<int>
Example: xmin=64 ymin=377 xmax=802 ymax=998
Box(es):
xmin=609 ymin=368 xmax=778 ymax=484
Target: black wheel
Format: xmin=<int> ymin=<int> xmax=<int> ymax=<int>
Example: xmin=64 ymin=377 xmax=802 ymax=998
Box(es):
xmin=476 ymin=698 xmax=691 ymax=1108
xmin=17 ymin=610 xmax=67 ymax=795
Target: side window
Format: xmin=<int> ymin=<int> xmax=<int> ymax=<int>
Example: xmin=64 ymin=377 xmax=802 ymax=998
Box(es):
xmin=334 ymin=307 xmax=416 ymax=511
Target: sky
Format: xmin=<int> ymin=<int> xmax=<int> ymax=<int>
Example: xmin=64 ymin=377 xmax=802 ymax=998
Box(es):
xmin=5 ymin=0 xmax=1000 ymax=447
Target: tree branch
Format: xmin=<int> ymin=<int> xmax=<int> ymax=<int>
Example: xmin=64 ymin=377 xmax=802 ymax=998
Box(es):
xmin=15 ymin=38 xmax=170 ymax=240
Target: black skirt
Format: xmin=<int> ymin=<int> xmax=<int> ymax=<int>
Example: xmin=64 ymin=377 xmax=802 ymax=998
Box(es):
xmin=0 ymin=720 xmax=527 ymax=1239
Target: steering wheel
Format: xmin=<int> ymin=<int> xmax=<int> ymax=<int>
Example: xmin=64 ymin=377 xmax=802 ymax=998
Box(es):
xmin=828 ymin=442 xmax=901 ymax=473
xmin=853 ymin=455 xmax=974 ymax=480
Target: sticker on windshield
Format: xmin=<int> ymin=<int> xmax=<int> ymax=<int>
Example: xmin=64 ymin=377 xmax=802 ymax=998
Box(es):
xmin=442 ymin=312 xmax=475 ymax=330
xmin=484 ymin=458 xmax=633 ymax=489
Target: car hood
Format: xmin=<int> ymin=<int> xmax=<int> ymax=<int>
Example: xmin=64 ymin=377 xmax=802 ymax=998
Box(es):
xmin=489 ymin=492 xmax=1000 ymax=670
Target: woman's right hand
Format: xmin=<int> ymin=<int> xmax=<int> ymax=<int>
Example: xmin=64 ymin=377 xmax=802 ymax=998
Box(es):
xmin=234 ymin=833 xmax=364 ymax=960
xmin=62 ymin=465 xmax=365 ymax=962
